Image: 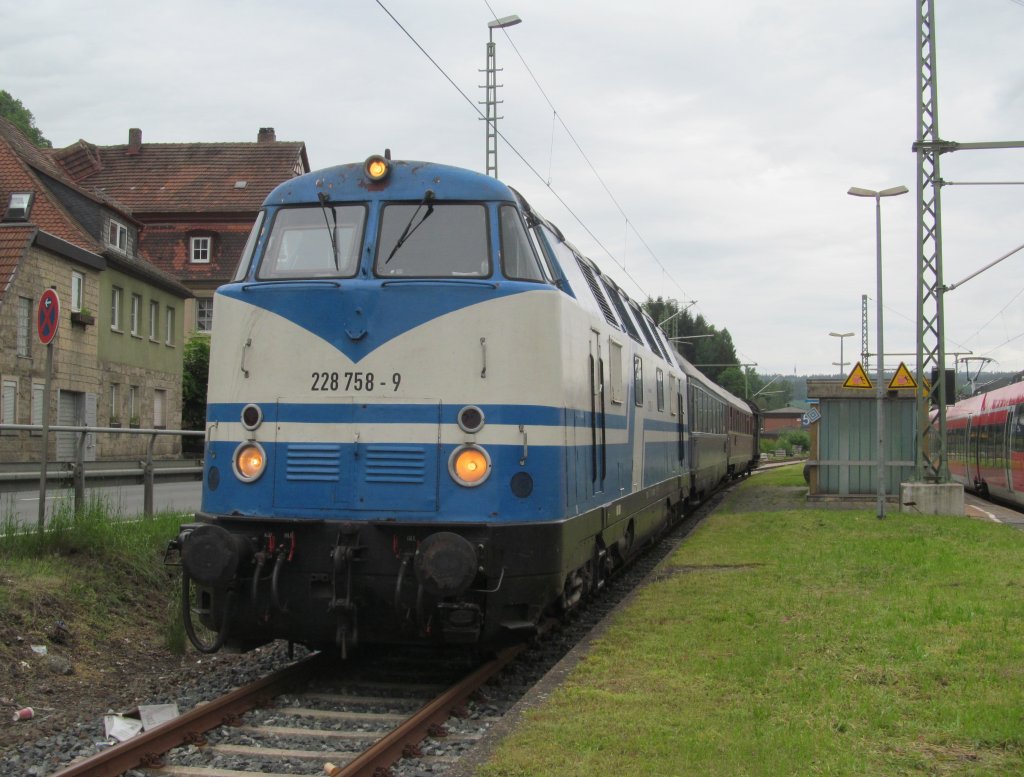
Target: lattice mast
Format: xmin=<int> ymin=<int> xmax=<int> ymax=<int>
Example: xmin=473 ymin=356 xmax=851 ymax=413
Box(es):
xmin=861 ymin=294 xmax=870 ymax=371
xmin=914 ymin=0 xmax=948 ymax=482
xmin=481 ymin=39 xmax=502 ymax=177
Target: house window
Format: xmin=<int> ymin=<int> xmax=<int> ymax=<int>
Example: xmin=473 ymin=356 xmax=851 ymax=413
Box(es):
xmin=111 ymin=287 xmax=123 ymax=331
xmin=129 ymin=385 xmax=139 ymax=423
xmin=17 ymin=296 xmax=31 ymax=357
xmin=110 ymin=383 xmax=120 ymax=423
xmin=165 ymin=307 xmax=175 ymax=346
xmin=130 ymin=294 xmax=141 ymax=336
xmin=32 ymin=382 xmax=44 ymax=431
xmin=190 ymin=236 xmax=211 ymax=263
xmin=149 ymin=300 xmax=159 ymax=341
xmin=71 ymin=271 xmax=84 ymax=312
xmin=1 ymin=379 xmax=17 ymax=427
xmin=108 ymin=220 xmax=128 ymax=251
xmin=196 ymin=297 xmax=214 ymax=332
xmin=153 ymin=389 xmax=167 ymax=428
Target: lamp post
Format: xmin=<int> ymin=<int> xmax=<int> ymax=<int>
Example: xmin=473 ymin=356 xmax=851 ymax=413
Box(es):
xmin=829 ymin=331 xmax=855 ymax=376
xmin=848 ymin=185 xmax=909 ymax=519
xmin=483 ymin=14 xmax=521 ymax=178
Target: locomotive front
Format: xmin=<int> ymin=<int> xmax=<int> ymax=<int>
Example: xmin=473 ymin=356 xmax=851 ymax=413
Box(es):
xmin=167 ymin=156 xmax=571 ymax=655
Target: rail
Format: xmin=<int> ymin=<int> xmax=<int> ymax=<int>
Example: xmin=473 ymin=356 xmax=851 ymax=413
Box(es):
xmin=0 ymin=423 xmax=205 ymax=518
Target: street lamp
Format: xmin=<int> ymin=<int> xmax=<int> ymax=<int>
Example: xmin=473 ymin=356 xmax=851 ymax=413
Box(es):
xmin=483 ymin=14 xmax=522 ymax=178
xmin=848 ymin=184 xmax=909 ymax=519
xmin=828 ymin=331 xmax=855 ymax=376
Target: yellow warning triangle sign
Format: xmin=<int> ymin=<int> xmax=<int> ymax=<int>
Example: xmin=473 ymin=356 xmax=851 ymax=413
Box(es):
xmin=888 ymin=361 xmax=918 ymax=389
xmin=843 ymin=361 xmax=873 ymax=389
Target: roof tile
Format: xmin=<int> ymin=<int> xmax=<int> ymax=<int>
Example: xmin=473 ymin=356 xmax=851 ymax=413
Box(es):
xmin=60 ymin=132 xmax=308 ymax=213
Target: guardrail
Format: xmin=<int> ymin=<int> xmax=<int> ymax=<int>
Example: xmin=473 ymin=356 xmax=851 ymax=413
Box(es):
xmin=0 ymin=423 xmax=205 ymax=519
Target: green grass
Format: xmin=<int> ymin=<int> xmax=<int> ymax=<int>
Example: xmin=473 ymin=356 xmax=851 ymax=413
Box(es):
xmin=479 ymin=472 xmax=1024 ymax=776
xmin=0 ymin=497 xmax=189 ymax=653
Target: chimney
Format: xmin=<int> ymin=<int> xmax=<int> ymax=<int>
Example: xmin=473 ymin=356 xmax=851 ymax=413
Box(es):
xmin=257 ymin=127 xmax=276 ymax=144
xmin=127 ymin=128 xmax=142 ymax=155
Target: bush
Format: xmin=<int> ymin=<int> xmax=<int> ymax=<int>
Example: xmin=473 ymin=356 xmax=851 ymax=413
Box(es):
xmin=761 ymin=429 xmax=810 ymax=456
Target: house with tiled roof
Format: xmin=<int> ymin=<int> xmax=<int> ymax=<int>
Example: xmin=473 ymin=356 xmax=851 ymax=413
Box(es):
xmin=761 ymin=405 xmax=807 ymax=437
xmin=53 ymin=127 xmax=309 ymax=334
xmin=0 ymin=117 xmax=191 ymax=464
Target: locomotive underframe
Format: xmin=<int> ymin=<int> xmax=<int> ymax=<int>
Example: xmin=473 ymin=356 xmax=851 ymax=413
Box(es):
xmin=175 ymin=478 xmax=687 ymax=655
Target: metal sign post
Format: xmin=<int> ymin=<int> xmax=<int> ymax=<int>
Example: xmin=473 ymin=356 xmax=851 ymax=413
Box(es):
xmin=36 ymin=288 xmax=59 ymax=531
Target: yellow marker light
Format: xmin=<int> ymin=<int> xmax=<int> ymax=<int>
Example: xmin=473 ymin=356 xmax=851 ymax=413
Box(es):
xmin=365 ymin=155 xmax=390 ymax=182
xmin=234 ymin=442 xmax=266 ymax=482
xmin=449 ymin=445 xmax=491 ymax=487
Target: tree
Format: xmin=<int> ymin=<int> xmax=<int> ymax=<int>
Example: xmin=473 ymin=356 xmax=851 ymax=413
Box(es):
xmin=182 ymin=334 xmax=210 ymax=432
xmin=0 ymin=90 xmax=51 ymax=148
xmin=642 ymin=296 xmax=764 ymax=399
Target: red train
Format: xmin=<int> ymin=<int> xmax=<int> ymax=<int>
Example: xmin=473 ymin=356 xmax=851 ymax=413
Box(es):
xmin=946 ymin=379 xmax=1024 ymax=502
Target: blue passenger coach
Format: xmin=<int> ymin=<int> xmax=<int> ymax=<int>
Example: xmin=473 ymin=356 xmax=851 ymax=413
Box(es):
xmin=169 ymin=155 xmax=756 ymax=655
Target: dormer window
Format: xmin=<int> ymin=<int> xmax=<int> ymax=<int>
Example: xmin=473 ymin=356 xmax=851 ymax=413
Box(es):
xmin=4 ymin=192 xmax=34 ymax=221
xmin=190 ymin=236 xmax=211 ymax=263
xmin=108 ymin=219 xmax=128 ymax=252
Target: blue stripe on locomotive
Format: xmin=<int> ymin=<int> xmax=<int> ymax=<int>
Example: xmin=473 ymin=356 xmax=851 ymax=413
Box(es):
xmin=203 ymin=394 xmax=684 ymax=523
xmin=218 ymin=280 xmax=544 ymax=364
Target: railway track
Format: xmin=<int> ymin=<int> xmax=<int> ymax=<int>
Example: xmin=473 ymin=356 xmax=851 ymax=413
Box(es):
xmin=49 ymin=645 xmax=520 ymax=777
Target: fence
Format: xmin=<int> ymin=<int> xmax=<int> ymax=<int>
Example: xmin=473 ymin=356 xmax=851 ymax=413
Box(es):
xmin=0 ymin=423 xmax=205 ymax=520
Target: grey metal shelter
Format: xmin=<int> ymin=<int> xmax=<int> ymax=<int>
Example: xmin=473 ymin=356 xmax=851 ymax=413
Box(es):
xmin=806 ymin=379 xmax=917 ymax=500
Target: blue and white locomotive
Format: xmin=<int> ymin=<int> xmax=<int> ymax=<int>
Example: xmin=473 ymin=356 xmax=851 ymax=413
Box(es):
xmin=170 ymin=155 xmax=757 ymax=655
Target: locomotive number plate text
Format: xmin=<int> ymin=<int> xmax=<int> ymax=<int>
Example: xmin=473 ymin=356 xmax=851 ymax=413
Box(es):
xmin=310 ymin=371 xmax=402 ymax=392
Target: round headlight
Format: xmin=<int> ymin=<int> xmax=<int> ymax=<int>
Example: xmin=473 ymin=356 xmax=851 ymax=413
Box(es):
xmin=365 ymin=154 xmax=390 ymax=182
xmin=457 ymin=405 xmax=485 ymax=434
xmin=449 ymin=445 xmax=491 ymax=487
xmin=241 ymin=403 xmax=263 ymax=431
xmin=233 ymin=442 xmax=266 ymax=482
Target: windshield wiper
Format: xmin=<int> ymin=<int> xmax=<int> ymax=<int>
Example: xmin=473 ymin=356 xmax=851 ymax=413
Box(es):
xmin=384 ymin=189 xmax=435 ymax=265
xmin=318 ymin=191 xmax=340 ymax=270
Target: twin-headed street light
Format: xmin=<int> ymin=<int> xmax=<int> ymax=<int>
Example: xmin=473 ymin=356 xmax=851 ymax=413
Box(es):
xmin=828 ymin=331 xmax=855 ymax=376
xmin=847 ymin=185 xmax=909 ymax=519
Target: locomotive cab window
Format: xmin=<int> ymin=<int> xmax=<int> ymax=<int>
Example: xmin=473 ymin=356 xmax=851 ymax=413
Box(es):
xmin=375 ymin=203 xmax=489 ymax=278
xmin=233 ymin=211 xmax=266 ymax=281
xmin=499 ymin=205 xmax=546 ymax=282
xmin=258 ymin=206 xmax=365 ymax=279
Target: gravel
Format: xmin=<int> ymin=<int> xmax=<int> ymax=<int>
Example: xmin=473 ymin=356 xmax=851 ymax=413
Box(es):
xmin=0 ymin=642 xmax=307 ymax=776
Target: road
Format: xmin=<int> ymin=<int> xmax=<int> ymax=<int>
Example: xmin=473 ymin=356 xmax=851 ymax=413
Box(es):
xmin=1 ymin=480 xmax=202 ymax=528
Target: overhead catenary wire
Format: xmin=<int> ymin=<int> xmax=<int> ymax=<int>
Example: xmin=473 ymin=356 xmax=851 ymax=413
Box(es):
xmin=376 ymin=0 xmax=653 ymax=298
xmin=376 ymin=0 xmax=694 ymax=308
xmin=481 ymin=0 xmax=690 ymax=306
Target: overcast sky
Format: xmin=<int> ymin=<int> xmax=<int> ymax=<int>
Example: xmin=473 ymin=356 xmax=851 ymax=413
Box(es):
xmin=3 ymin=0 xmax=1023 ymax=377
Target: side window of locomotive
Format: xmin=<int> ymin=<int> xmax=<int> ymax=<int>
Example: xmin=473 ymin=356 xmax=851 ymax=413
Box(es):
xmin=499 ymin=205 xmax=546 ymax=282
xmin=376 ymin=203 xmax=489 ymax=278
xmin=258 ymin=206 xmax=366 ymax=279
xmin=232 ymin=210 xmax=266 ymax=281
xmin=608 ymin=338 xmax=624 ymax=404
xmin=537 ymin=225 xmax=600 ymax=305
xmin=529 ymin=224 xmax=562 ymax=282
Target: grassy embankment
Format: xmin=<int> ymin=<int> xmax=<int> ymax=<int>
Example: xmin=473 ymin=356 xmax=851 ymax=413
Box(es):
xmin=478 ymin=465 xmax=1024 ymax=776
xmin=0 ymin=497 xmax=188 ymax=655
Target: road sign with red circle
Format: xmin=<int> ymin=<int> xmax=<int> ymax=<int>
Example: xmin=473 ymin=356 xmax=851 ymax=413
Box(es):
xmin=37 ymin=289 xmax=60 ymax=345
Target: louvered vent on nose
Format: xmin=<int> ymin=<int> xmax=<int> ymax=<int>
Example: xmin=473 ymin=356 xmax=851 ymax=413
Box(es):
xmin=286 ymin=444 xmax=341 ymax=481
xmin=364 ymin=445 xmax=426 ymax=484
